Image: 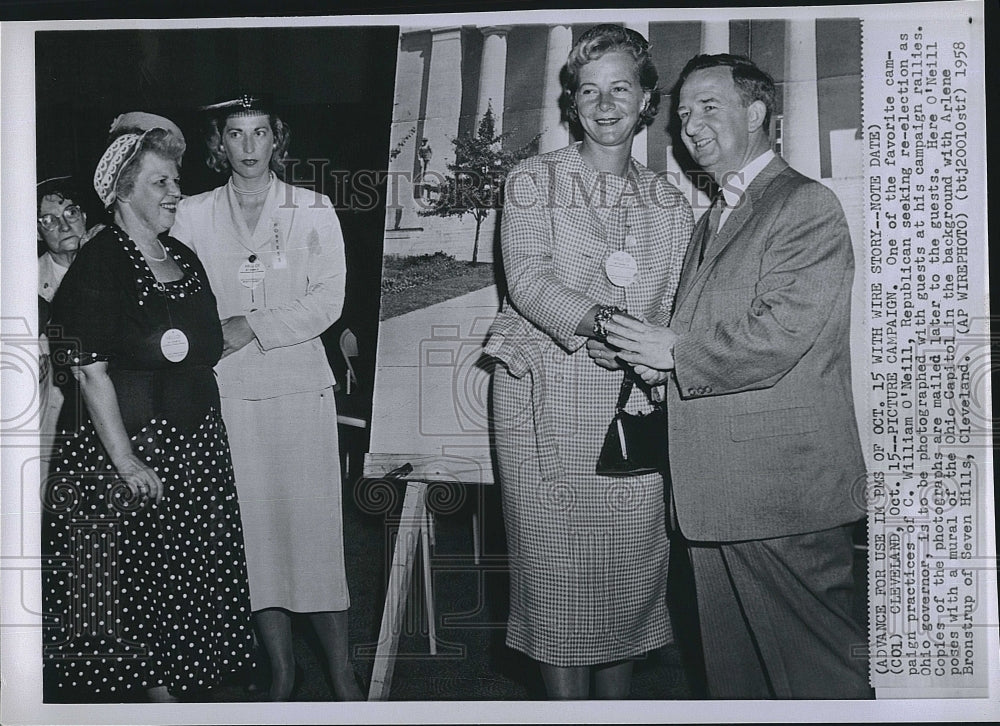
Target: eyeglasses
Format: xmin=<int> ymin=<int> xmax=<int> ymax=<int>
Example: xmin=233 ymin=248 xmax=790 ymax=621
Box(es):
xmin=38 ymin=205 xmax=83 ymax=231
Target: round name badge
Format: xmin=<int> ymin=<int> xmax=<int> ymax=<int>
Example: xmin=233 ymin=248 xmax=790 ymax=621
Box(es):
xmin=160 ymin=328 xmax=189 ymax=363
xmin=604 ymin=250 xmax=638 ymax=288
xmin=238 ymin=260 xmax=266 ymax=289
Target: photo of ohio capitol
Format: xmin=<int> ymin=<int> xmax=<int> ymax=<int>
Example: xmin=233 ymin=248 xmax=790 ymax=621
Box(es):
xmin=383 ymin=19 xmax=864 ymax=263
xmin=369 ymin=17 xmax=868 ymax=480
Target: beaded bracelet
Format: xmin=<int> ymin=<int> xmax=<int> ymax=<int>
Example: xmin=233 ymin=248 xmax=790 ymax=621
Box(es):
xmin=592 ymin=305 xmax=627 ymax=340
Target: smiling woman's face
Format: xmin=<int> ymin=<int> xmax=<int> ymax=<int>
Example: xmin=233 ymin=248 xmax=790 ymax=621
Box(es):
xmin=120 ymin=152 xmax=181 ymax=236
xmin=574 ymin=51 xmax=649 ymax=153
xmin=221 ymin=113 xmax=274 ymax=182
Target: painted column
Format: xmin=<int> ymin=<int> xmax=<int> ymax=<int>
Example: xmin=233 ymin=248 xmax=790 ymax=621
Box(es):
xmin=782 ymin=19 xmax=822 ymax=179
xmin=387 ymin=30 xmax=430 ymax=234
xmin=422 ymin=27 xmax=464 ymax=196
xmin=702 ymin=20 xmax=730 ymax=54
xmin=477 ymin=26 xmax=510 ymax=134
xmin=539 ymin=24 xmax=572 ymax=153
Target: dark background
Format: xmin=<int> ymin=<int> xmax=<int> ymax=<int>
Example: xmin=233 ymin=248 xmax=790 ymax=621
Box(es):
xmin=35 ymin=26 xmax=399 ymax=417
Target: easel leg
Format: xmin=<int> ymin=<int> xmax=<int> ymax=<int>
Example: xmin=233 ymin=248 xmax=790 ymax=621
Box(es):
xmin=367 ymin=480 xmax=427 ymax=701
xmin=421 ymin=508 xmax=437 ymax=656
xmin=472 ymin=511 xmax=481 ymax=566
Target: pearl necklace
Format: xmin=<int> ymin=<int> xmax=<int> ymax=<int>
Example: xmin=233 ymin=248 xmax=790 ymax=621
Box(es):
xmin=140 ymin=238 xmax=169 ymax=262
xmin=230 ymin=172 xmax=274 ymax=197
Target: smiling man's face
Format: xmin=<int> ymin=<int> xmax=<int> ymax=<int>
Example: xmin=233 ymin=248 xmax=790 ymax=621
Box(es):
xmin=677 ymin=66 xmax=760 ymax=180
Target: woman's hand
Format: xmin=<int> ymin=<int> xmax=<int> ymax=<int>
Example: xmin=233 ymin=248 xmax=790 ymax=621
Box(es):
xmin=221 ymin=316 xmax=257 ymax=358
xmin=113 ymin=453 xmax=164 ymax=503
xmin=585 ymin=339 xmax=623 ymax=370
xmin=605 ymin=314 xmax=679 ymax=371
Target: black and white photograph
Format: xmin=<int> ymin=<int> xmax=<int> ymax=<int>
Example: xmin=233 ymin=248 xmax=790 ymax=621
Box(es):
xmin=0 ymin=2 xmax=993 ymax=724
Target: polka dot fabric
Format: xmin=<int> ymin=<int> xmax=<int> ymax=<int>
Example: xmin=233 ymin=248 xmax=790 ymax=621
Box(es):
xmin=42 ymin=408 xmax=254 ymax=697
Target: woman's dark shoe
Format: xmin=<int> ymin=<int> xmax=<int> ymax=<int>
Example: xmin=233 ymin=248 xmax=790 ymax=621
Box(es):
xmin=243 ymin=660 xmax=268 ymax=699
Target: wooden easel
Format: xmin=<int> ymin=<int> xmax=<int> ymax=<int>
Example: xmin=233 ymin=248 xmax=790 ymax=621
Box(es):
xmin=362 ymin=454 xmax=493 ymax=701
xmin=362 ymin=279 xmax=500 ymax=699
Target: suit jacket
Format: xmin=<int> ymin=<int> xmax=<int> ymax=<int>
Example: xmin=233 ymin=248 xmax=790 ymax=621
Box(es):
xmin=171 ymin=179 xmax=345 ymax=400
xmin=485 ymin=142 xmax=692 ymax=481
xmin=667 ymin=156 xmax=866 ymax=542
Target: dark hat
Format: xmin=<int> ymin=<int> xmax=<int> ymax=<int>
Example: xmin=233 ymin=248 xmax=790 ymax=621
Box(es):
xmin=200 ymin=93 xmax=275 ymax=121
xmin=37 ymin=175 xmax=81 ymax=208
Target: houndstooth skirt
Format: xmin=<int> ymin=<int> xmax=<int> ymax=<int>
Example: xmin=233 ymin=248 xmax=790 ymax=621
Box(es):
xmin=492 ymin=348 xmax=671 ymax=667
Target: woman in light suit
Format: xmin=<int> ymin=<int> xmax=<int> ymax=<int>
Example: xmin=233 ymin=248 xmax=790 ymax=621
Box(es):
xmin=172 ymin=94 xmax=362 ymax=701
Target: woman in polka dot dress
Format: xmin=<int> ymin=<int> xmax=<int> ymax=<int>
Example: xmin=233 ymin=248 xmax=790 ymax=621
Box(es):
xmin=42 ymin=116 xmax=254 ymax=702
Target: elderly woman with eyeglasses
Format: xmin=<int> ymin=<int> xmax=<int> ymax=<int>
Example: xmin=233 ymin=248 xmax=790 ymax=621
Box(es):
xmin=42 ymin=113 xmax=253 ymax=702
xmin=37 ymin=176 xmax=103 ymax=481
xmin=37 ymin=176 xmax=94 ymax=302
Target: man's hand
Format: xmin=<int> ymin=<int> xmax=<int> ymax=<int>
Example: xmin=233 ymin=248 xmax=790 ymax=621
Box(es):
xmin=633 ymin=363 xmax=670 ymax=386
xmin=605 ymin=314 xmax=679 ymax=371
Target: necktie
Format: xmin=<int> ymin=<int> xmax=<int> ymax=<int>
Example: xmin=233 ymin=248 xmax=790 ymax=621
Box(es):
xmin=698 ymin=192 xmax=725 ymax=267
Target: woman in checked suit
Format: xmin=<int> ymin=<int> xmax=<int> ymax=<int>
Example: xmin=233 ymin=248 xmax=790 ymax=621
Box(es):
xmin=484 ymin=24 xmax=692 ymax=699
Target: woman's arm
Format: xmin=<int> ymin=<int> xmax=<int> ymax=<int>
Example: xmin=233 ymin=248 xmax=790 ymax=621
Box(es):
xmin=245 ymin=207 xmax=346 ymax=350
xmin=501 ymin=164 xmax=602 ymax=353
xmin=220 ymin=315 xmax=256 ymax=358
xmin=72 ymin=361 xmax=163 ymax=502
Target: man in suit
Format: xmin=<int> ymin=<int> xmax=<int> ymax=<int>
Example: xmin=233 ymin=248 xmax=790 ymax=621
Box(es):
xmin=592 ymin=54 xmax=872 ymax=699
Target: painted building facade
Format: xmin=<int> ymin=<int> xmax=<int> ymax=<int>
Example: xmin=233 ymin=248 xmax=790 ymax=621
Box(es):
xmin=384 ymin=19 xmax=863 ymax=263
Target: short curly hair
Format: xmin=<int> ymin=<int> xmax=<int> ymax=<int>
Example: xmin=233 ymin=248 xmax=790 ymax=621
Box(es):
xmin=37 ymin=176 xmax=85 ymax=253
xmin=115 ymin=128 xmax=186 ymax=202
xmin=203 ymin=112 xmax=291 ymax=176
xmin=561 ymin=24 xmax=660 ymax=130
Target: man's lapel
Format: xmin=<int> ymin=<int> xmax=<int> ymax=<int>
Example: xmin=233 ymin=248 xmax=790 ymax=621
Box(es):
xmin=674 ymin=156 xmax=791 ymax=313
xmin=673 ymin=205 xmax=710 ymax=310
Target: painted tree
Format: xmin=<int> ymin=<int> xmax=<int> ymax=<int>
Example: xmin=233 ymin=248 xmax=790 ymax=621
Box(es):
xmin=418 ymin=104 xmax=538 ymax=264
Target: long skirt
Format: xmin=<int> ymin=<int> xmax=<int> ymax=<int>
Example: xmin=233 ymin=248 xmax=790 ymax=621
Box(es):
xmin=492 ymin=352 xmax=671 ymax=667
xmin=221 ymin=387 xmax=350 ymax=613
xmin=42 ymin=405 xmax=254 ymax=697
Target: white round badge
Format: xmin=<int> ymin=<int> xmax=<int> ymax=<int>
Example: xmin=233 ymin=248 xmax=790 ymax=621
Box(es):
xmin=160 ymin=328 xmax=189 ymax=363
xmin=238 ymin=260 xmax=266 ymax=289
xmin=604 ymin=250 xmax=638 ymax=288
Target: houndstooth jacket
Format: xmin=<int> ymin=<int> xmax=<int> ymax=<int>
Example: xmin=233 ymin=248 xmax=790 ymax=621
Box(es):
xmin=485 ymin=143 xmax=692 ymax=480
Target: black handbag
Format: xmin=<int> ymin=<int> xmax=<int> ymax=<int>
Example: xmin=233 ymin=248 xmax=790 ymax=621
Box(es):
xmin=596 ymin=375 xmax=669 ymax=476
